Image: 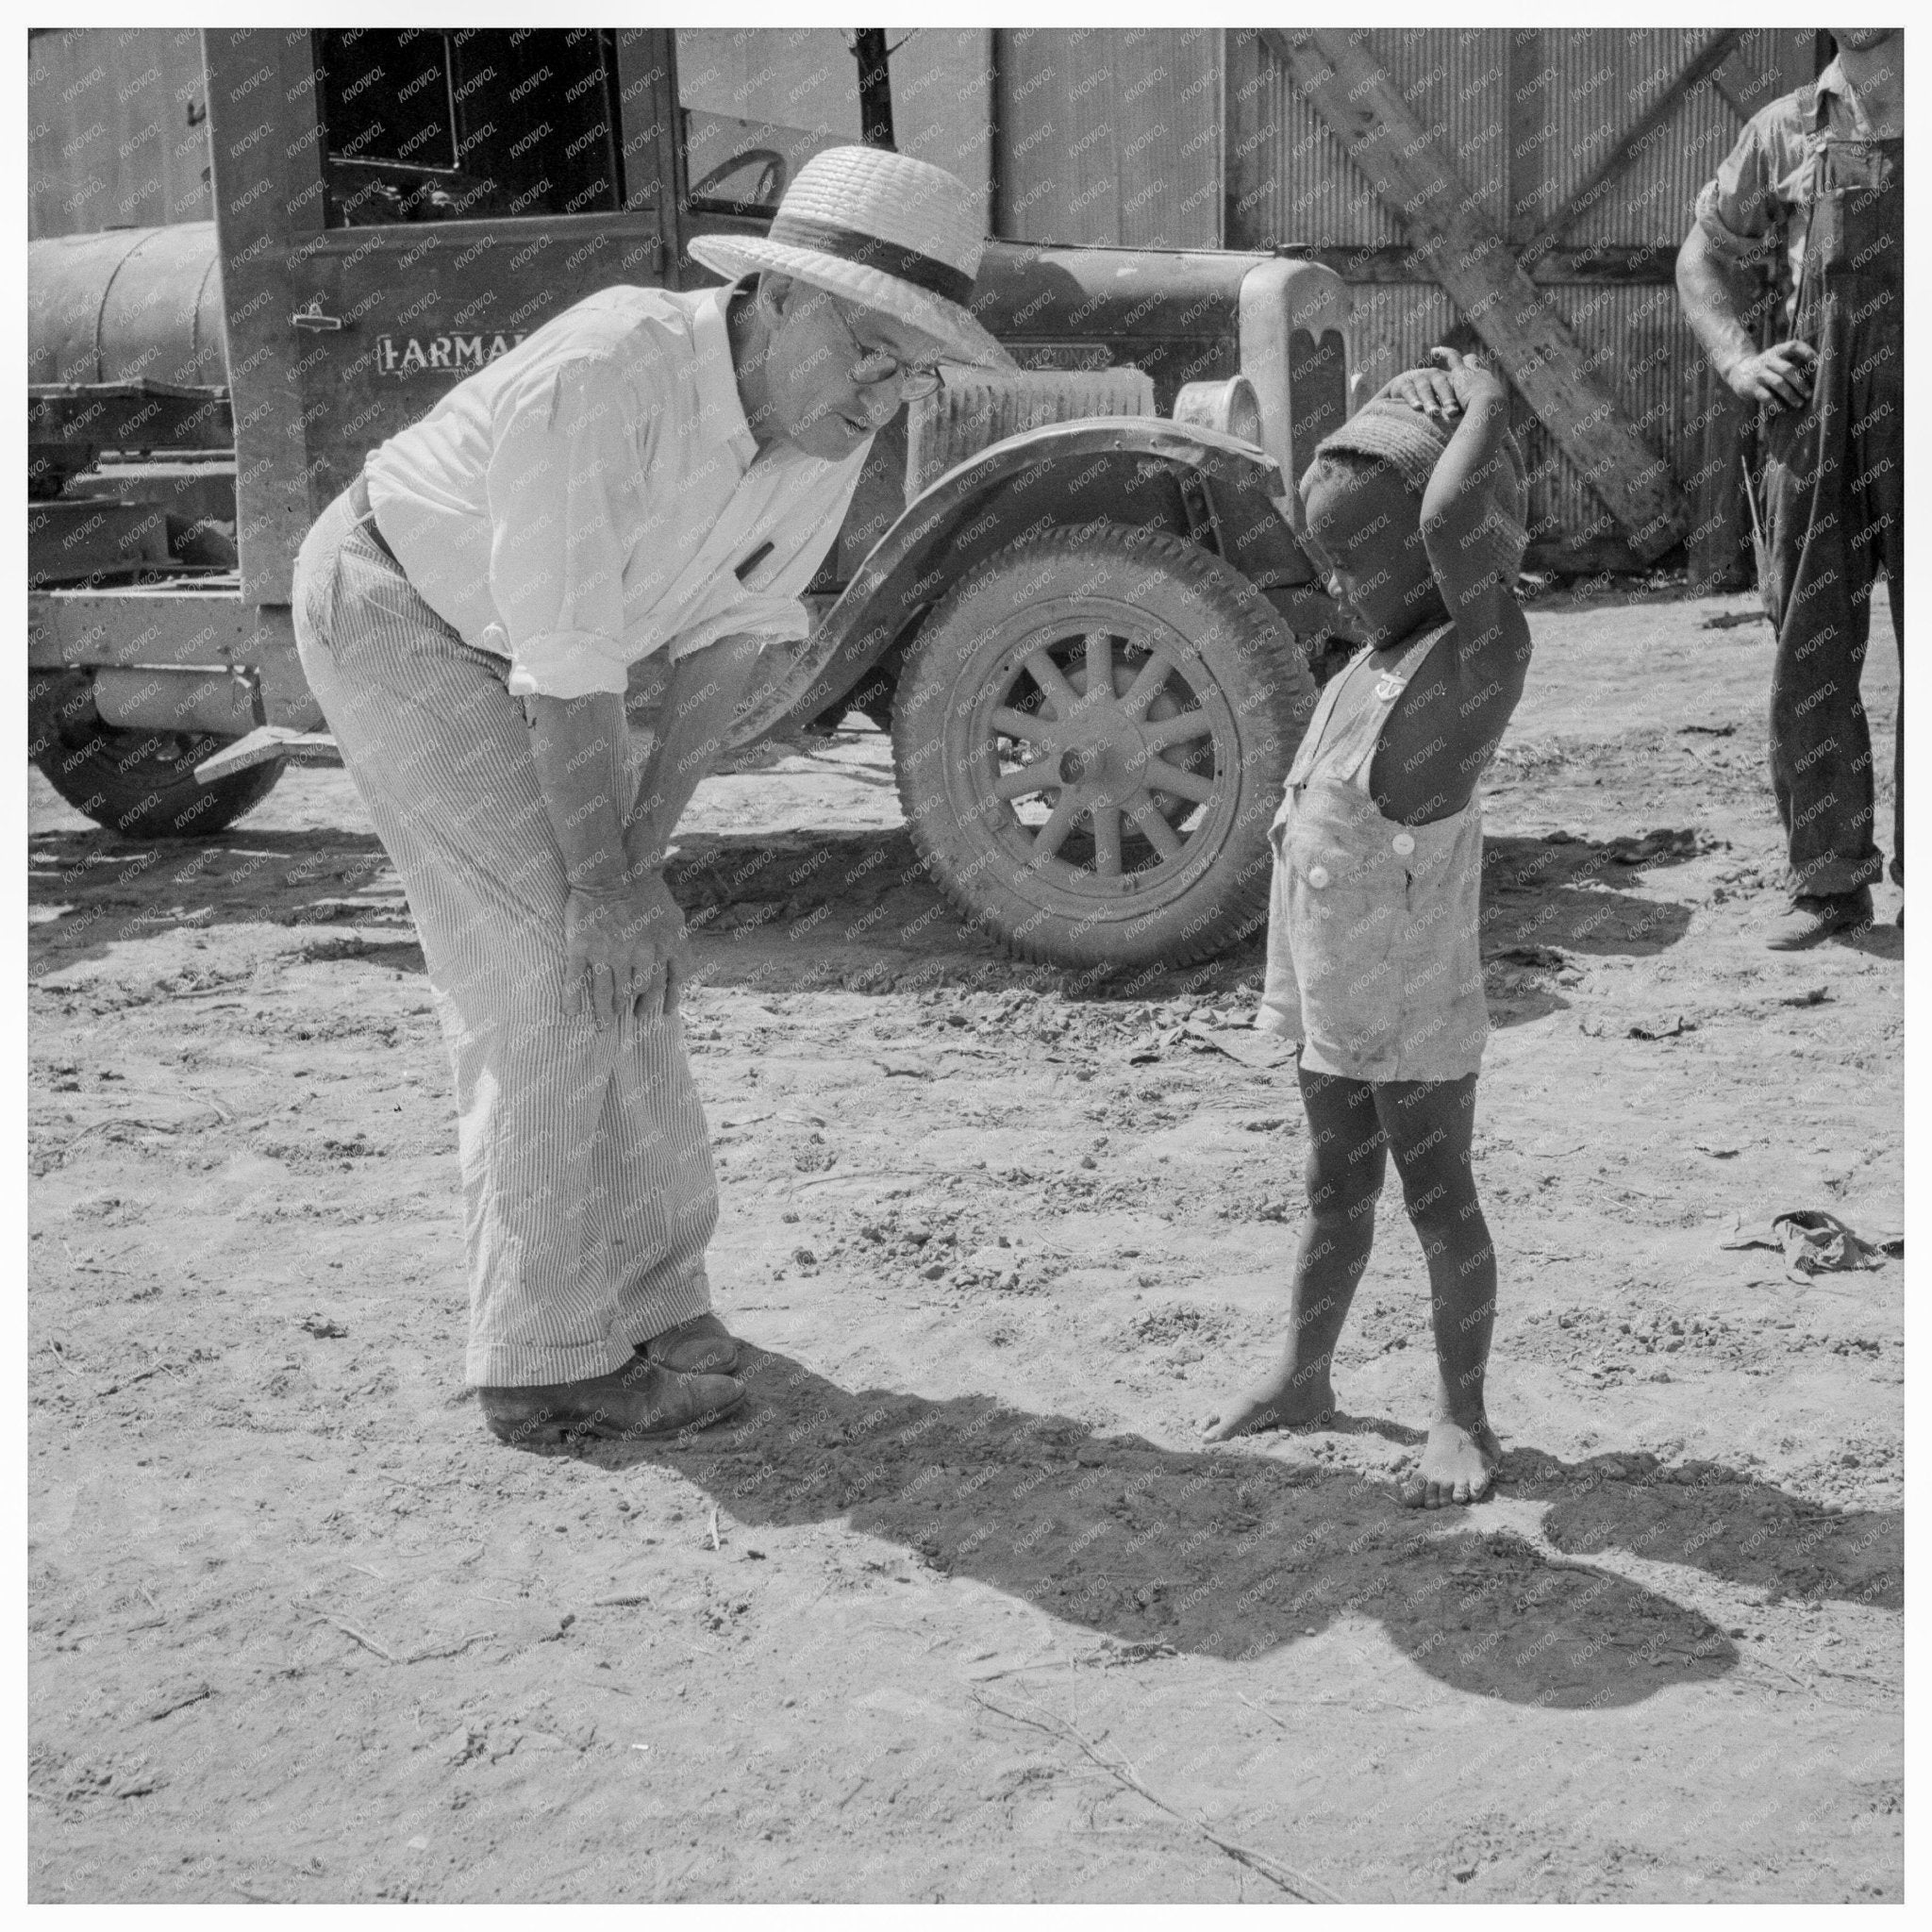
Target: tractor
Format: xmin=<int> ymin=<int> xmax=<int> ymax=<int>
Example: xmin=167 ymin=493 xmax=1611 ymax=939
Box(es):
xmin=28 ymin=27 xmax=1354 ymax=970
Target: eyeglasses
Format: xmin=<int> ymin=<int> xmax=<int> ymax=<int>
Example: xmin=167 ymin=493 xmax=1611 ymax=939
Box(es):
xmin=832 ymin=300 xmax=943 ymax=401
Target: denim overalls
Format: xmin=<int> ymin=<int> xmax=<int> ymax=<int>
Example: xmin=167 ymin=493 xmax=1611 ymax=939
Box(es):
xmin=1257 ymin=622 xmax=1488 ymax=1083
xmin=1760 ymin=83 xmax=1904 ymax=894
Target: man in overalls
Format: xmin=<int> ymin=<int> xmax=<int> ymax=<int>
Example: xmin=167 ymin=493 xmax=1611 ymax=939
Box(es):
xmin=1676 ymin=28 xmax=1903 ymax=947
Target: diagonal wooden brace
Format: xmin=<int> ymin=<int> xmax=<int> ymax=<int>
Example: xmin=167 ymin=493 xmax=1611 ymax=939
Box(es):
xmin=1262 ymin=27 xmax=1688 ymax=562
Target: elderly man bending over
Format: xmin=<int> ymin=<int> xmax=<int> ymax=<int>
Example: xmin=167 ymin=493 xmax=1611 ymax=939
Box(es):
xmin=292 ymin=148 xmax=1012 ymax=1444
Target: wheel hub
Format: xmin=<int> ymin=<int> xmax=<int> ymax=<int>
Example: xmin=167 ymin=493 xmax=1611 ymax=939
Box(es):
xmin=1047 ymin=713 xmax=1157 ymax=810
xmin=980 ymin=620 xmax=1228 ymax=896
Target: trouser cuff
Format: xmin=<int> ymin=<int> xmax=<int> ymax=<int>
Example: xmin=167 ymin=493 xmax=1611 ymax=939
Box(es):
xmin=466 ymin=1337 xmax=632 ymax=1390
xmin=619 ymin=1270 xmax=713 ymax=1352
xmin=1787 ymin=857 xmax=1882 ymax=900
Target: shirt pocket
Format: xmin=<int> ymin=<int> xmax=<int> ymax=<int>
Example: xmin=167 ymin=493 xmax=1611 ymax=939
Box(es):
xmin=733 ymin=539 xmax=783 ymax=592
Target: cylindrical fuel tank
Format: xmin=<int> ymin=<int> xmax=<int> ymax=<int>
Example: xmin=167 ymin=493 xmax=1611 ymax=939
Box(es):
xmin=28 ymin=223 xmax=229 ymax=424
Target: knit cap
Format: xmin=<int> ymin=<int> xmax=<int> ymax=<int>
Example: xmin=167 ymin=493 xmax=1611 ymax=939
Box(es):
xmin=1311 ymin=375 xmax=1530 ymax=586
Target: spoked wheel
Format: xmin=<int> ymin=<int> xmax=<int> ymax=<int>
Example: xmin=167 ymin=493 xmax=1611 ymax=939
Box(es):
xmin=891 ymin=523 xmax=1318 ymax=970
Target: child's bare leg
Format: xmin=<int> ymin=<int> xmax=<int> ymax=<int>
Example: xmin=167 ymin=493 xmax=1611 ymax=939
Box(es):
xmin=1375 ymin=1074 xmax=1502 ymax=1507
xmin=1205 ymin=1068 xmax=1385 ymax=1439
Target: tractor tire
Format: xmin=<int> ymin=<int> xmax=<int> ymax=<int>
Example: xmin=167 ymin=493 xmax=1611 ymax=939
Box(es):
xmin=890 ymin=523 xmax=1319 ymax=972
xmin=28 ymin=670 xmax=285 ymax=840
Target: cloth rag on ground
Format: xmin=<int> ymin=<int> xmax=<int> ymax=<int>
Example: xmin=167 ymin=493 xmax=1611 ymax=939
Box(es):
xmin=1721 ymin=1208 xmax=1901 ymax=1282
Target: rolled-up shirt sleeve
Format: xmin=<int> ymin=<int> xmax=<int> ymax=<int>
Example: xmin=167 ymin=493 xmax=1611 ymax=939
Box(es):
xmin=1695 ymin=112 xmax=1788 ymax=264
xmin=485 ymin=358 xmax=651 ymax=699
xmin=666 ymin=591 xmax=814 ymax=664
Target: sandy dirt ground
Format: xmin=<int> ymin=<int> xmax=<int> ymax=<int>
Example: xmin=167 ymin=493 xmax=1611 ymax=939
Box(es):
xmin=27 ymin=586 xmax=1903 ymax=1904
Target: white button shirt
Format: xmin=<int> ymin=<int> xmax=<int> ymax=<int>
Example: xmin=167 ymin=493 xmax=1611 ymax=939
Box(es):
xmin=365 ymin=282 xmax=872 ymax=701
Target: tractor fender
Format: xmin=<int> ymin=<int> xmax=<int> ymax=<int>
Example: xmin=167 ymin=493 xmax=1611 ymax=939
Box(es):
xmin=734 ymin=416 xmax=1321 ymax=744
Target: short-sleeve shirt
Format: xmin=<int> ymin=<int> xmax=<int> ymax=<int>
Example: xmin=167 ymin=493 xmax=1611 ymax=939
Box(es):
xmin=365 ymin=282 xmax=872 ymax=701
xmin=1694 ymin=57 xmax=1892 ymax=333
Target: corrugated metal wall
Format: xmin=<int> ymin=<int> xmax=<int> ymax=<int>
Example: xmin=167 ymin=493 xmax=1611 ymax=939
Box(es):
xmin=1508 ymin=31 xmax=1819 ymax=563
xmin=1228 ymin=28 xmax=1512 ymax=246
xmin=992 ymin=28 xmax=1222 ymax=250
xmin=1552 ymin=39 xmax=1734 ymax=246
xmin=28 ymin=27 xmax=212 ymax=238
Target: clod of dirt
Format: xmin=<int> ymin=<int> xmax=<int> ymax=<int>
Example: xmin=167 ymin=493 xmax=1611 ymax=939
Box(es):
xmin=1779 ymin=987 xmax=1833 ymax=1008
xmin=1490 ymin=943 xmax=1572 ymax=970
xmin=1627 ymin=1015 xmax=1696 ymax=1041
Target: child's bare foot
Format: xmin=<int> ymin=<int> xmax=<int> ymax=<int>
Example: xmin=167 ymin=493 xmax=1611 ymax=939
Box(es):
xmin=1203 ymin=1368 xmax=1337 ymax=1441
xmin=1398 ymin=1418 xmax=1503 ymax=1507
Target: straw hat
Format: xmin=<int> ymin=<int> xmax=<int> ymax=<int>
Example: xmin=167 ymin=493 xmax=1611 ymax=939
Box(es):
xmin=688 ymin=145 xmax=1016 ymax=372
xmin=1310 ymin=373 xmax=1530 ymax=579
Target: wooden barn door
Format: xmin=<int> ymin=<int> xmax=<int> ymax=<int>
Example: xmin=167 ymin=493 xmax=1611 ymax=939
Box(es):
xmin=1227 ymin=28 xmax=1820 ymax=580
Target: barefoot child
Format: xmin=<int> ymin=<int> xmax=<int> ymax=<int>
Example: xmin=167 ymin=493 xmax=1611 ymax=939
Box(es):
xmin=1205 ymin=348 xmax=1530 ymax=1509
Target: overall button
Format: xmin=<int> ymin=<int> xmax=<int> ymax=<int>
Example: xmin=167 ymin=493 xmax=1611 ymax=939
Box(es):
xmin=1307 ymin=864 xmax=1331 ymax=889
xmin=1391 ymin=831 xmax=1416 ymax=856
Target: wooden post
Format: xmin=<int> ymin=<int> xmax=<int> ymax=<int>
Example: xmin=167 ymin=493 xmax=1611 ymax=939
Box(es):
xmin=1223 ymin=28 xmax=1272 ymax=252
xmin=1260 ymin=27 xmax=1687 ymax=561
xmin=202 ymin=27 xmax=325 ymax=608
xmin=1505 ymin=28 xmax=1548 ymax=561
xmin=854 ymin=29 xmax=896 ymax=151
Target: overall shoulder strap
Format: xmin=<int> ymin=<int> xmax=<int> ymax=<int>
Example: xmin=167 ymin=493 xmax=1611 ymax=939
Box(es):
xmin=1284 ymin=653 xmax=1357 ymax=785
xmin=1382 ymin=619 xmax=1455 ymax=691
xmin=1329 ymin=622 xmax=1454 ymax=787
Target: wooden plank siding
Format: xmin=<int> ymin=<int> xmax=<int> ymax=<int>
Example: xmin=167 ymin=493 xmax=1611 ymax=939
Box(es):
xmin=28 ymin=27 xmax=213 ymax=239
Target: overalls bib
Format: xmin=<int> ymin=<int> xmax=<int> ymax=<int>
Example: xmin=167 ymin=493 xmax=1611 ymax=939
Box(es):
xmin=1760 ymin=84 xmax=1904 ymax=894
xmin=1256 ymin=623 xmax=1488 ymax=1083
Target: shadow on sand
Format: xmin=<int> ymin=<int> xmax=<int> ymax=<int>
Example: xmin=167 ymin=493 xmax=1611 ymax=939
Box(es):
xmin=556 ymin=1351 xmax=1900 ymax=1710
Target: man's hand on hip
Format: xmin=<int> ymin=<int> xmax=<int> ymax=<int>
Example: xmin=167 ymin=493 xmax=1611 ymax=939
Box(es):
xmin=564 ymin=872 xmax=690 ymax=1027
xmin=1728 ymin=340 xmax=1817 ymax=410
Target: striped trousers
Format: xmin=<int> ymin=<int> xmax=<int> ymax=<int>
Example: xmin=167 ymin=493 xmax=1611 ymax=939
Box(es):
xmin=292 ymin=488 xmax=718 ymax=1387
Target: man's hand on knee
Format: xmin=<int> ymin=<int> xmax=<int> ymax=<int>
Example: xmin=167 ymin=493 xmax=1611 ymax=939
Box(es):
xmin=563 ymin=872 xmax=690 ymax=1026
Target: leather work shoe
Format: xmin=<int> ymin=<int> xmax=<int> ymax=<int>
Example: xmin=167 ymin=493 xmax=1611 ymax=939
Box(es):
xmin=478 ymin=1357 xmax=743 ymax=1448
xmin=1766 ymin=888 xmax=1873 ymax=951
xmin=639 ymin=1312 xmax=743 ymax=1374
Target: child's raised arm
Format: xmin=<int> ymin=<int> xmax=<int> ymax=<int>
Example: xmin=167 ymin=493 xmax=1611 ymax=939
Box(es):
xmin=1402 ymin=348 xmax=1524 ymax=647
